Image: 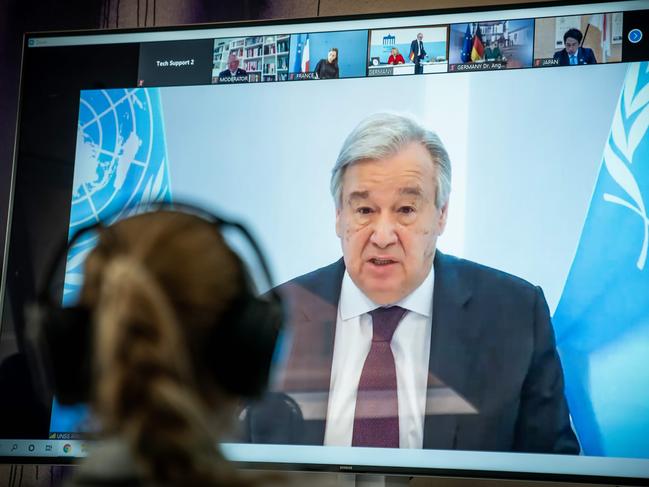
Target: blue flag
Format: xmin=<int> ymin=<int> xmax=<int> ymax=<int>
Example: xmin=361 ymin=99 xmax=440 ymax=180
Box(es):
xmin=65 ymin=88 xmax=172 ymax=304
xmin=292 ymin=33 xmax=309 ymax=73
xmin=50 ymin=87 xmax=172 ymax=435
xmin=554 ymin=62 xmax=649 ymax=458
xmin=460 ymin=24 xmax=472 ymax=63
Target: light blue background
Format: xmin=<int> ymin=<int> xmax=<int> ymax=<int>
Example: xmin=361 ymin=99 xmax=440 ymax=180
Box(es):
xmin=288 ymin=30 xmax=369 ymax=78
xmin=368 ymin=27 xmax=447 ymax=64
xmin=369 ymin=42 xmax=446 ymax=64
xmin=161 ymin=63 xmax=626 ymax=314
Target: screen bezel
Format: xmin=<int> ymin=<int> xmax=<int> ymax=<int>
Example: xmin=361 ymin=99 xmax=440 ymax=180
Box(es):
xmin=2 ymin=1 xmax=648 ymax=485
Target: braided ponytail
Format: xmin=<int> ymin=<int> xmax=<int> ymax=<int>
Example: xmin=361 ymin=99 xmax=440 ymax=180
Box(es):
xmin=81 ymin=212 xmax=254 ymax=487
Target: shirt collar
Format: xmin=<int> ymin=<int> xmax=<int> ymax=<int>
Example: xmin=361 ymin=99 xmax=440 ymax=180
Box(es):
xmin=340 ymin=260 xmax=435 ymax=320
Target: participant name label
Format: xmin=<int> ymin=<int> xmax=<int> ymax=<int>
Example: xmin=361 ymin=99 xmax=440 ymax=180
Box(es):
xmin=534 ymin=58 xmax=560 ymax=67
xmin=155 ymin=59 xmax=196 ymax=68
xmin=449 ymin=61 xmax=507 ymax=72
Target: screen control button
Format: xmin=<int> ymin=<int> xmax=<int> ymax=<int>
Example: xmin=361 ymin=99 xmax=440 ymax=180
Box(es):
xmin=628 ymin=28 xmax=643 ymax=44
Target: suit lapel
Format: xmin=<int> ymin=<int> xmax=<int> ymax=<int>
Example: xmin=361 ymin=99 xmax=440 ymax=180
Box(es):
xmin=423 ymin=251 xmax=477 ymax=449
xmin=282 ymin=255 xmax=482 ymax=448
xmin=279 ymin=259 xmax=344 ymax=444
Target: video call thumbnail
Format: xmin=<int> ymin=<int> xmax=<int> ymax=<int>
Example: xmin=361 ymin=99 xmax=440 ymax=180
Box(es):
xmin=212 ymin=35 xmax=290 ymax=83
xmin=138 ymin=39 xmax=214 ymax=87
xmin=533 ymin=13 xmax=623 ymax=67
xmin=367 ymin=26 xmax=448 ymax=77
xmin=449 ymin=19 xmax=535 ymax=71
xmin=288 ymin=30 xmax=369 ymax=80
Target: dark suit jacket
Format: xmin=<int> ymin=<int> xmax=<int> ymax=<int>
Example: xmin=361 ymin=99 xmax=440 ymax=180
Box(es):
xmin=218 ymin=68 xmax=248 ymax=79
xmin=248 ymin=252 xmax=579 ymax=454
xmin=409 ymin=40 xmax=426 ymax=63
xmin=553 ymin=47 xmax=597 ymax=66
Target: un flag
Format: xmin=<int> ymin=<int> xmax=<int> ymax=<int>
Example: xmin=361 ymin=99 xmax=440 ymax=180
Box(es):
xmin=554 ymin=62 xmax=649 ymax=458
xmin=64 ymin=88 xmax=172 ymax=305
xmin=50 ymin=88 xmax=171 ymax=433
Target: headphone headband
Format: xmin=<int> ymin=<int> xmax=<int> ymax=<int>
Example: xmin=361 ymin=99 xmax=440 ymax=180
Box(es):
xmin=38 ymin=201 xmax=279 ymax=305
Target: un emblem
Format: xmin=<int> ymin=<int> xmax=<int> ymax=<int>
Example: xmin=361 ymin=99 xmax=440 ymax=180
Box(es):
xmin=63 ymin=88 xmax=171 ymax=302
xmin=603 ymin=62 xmax=649 ymax=270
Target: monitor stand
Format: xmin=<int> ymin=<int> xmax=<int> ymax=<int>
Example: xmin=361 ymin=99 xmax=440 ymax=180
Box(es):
xmin=336 ymin=473 xmax=410 ymax=487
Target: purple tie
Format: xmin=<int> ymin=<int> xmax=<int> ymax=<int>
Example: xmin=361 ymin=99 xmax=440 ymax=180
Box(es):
xmin=352 ymin=306 xmax=407 ymax=448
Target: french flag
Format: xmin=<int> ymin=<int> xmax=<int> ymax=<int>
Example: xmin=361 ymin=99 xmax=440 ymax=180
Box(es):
xmin=301 ymin=35 xmax=310 ymax=72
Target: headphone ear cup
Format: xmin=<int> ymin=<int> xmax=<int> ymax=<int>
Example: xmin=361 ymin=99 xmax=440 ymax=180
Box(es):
xmin=210 ymin=295 xmax=282 ymax=398
xmin=47 ymin=306 xmax=93 ymax=405
xmin=26 ymin=303 xmax=93 ymax=405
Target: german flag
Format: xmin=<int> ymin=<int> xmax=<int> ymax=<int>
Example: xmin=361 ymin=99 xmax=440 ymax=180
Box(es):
xmin=470 ymin=24 xmax=485 ymax=62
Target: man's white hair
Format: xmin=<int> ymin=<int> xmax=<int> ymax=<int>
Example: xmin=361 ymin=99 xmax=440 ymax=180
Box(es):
xmin=330 ymin=112 xmax=451 ymax=209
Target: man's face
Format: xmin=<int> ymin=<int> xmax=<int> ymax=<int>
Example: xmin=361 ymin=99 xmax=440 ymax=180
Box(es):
xmin=417 ymin=33 xmax=423 ymax=42
xmin=228 ymin=55 xmax=240 ymax=71
xmin=565 ymin=37 xmax=579 ymax=55
xmin=335 ymin=143 xmax=448 ymax=305
xmin=327 ymin=50 xmax=337 ymax=63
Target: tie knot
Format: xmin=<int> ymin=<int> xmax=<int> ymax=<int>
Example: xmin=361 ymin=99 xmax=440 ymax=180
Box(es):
xmin=369 ymin=306 xmax=407 ymax=342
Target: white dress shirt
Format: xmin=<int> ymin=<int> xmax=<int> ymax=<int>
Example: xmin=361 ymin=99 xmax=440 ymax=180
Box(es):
xmin=323 ymin=265 xmax=435 ymax=448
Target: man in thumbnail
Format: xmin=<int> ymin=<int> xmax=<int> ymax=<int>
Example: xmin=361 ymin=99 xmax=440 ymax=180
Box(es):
xmin=409 ymin=33 xmax=426 ymax=74
xmin=248 ymin=113 xmax=579 ymax=454
xmin=218 ymin=53 xmax=248 ymax=81
xmin=553 ymin=28 xmax=597 ymax=65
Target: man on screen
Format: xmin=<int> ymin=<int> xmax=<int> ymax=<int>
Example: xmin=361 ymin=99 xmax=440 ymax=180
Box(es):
xmin=218 ymin=53 xmax=248 ymax=82
xmin=553 ymin=28 xmax=597 ymax=66
xmin=247 ymin=113 xmax=579 ymax=454
xmin=409 ymin=33 xmax=427 ymax=74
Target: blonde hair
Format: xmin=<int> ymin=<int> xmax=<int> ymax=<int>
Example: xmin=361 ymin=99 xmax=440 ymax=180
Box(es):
xmin=80 ymin=211 xmax=250 ymax=486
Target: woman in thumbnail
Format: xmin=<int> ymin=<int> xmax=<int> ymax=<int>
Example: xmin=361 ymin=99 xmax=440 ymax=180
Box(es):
xmin=65 ymin=211 xmax=276 ymax=487
xmin=387 ymin=47 xmax=405 ymax=65
xmin=314 ymin=47 xmax=339 ymax=79
xmin=484 ymin=41 xmax=502 ymax=61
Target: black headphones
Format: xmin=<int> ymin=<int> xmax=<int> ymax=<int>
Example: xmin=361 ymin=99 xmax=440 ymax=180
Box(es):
xmin=24 ymin=201 xmax=284 ymax=406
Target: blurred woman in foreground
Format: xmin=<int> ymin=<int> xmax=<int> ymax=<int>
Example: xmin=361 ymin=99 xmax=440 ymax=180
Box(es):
xmin=66 ymin=210 xmax=274 ymax=487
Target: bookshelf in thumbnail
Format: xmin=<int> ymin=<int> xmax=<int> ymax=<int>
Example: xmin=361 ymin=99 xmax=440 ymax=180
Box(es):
xmin=262 ymin=35 xmax=290 ymax=81
xmin=242 ymin=36 xmax=264 ymax=82
xmin=213 ymin=35 xmax=290 ymax=83
xmin=212 ymin=36 xmax=264 ymax=83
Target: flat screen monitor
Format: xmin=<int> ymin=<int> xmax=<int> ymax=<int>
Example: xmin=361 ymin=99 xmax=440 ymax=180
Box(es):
xmin=2 ymin=1 xmax=649 ymax=484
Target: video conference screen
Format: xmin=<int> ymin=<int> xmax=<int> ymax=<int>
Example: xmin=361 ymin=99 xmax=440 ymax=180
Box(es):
xmin=2 ymin=0 xmax=649 ymax=483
